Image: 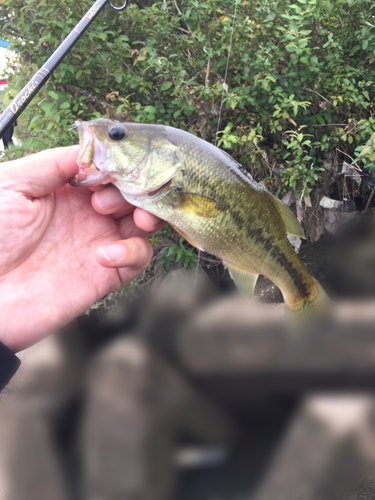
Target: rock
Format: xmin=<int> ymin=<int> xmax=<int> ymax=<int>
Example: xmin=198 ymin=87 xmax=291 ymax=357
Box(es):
xmin=0 ymin=406 xmax=69 ymax=500
xmin=255 ymin=395 xmax=375 ymax=500
xmin=81 ymin=336 xmax=233 ymax=500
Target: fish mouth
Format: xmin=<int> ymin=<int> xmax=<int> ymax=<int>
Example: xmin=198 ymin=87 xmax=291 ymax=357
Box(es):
xmin=69 ymin=121 xmax=114 ymax=187
xmin=147 ymin=179 xmax=172 ymax=197
xmin=117 ymin=173 xmax=177 ymax=199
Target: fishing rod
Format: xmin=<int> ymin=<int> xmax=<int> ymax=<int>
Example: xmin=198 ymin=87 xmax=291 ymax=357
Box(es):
xmin=0 ymin=0 xmax=129 ymax=141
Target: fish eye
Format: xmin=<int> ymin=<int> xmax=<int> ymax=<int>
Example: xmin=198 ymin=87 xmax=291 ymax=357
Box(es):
xmin=109 ymin=125 xmax=126 ymax=141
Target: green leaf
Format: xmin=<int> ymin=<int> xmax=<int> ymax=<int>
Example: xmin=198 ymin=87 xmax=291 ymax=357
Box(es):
xmin=160 ymin=81 xmax=173 ymax=91
xmin=360 ymin=145 xmax=372 ymax=157
xmin=261 ymin=79 xmax=270 ymax=91
xmin=144 ymin=105 xmax=156 ymax=114
xmin=41 ymin=102 xmax=54 ymax=115
xmin=217 ymin=57 xmax=227 ymax=68
xmin=60 ymin=101 xmax=70 ymax=109
xmin=285 ymin=43 xmax=297 ymax=52
xmin=48 ymin=91 xmax=59 ymax=100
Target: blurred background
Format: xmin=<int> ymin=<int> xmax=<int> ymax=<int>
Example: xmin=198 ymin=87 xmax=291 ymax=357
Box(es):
xmin=2 ymin=0 xmax=375 ymax=498
xmin=1 ymin=258 xmax=375 ymax=500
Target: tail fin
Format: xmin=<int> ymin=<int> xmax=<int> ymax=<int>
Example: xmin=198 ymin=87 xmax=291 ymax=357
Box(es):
xmin=284 ymin=278 xmax=331 ymax=329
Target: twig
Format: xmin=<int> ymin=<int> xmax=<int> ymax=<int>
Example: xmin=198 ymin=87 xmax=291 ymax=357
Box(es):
xmin=173 ymin=0 xmax=183 ymax=16
xmin=336 ymin=148 xmax=362 ymax=171
xmin=305 ymin=88 xmax=333 ymax=104
xmin=205 ymin=31 xmax=211 ymax=87
xmin=363 ymin=187 xmax=375 ymax=214
xmin=177 ymin=27 xmax=190 ymax=34
xmin=139 ymin=274 xmax=159 ymax=289
xmin=123 ymin=62 xmax=137 ymax=77
xmin=205 ymin=58 xmax=211 ymax=86
xmin=188 ymin=69 xmax=223 ymax=83
xmin=197 ymin=255 xmax=221 ymax=265
xmin=313 ymin=123 xmax=347 ymax=127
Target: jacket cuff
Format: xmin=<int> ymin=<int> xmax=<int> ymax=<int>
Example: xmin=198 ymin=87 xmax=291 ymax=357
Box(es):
xmin=0 ymin=342 xmax=21 ymax=391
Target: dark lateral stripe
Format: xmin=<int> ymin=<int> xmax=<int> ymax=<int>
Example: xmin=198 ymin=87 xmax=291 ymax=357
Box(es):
xmin=244 ymin=226 xmax=310 ymax=299
xmin=231 ymin=207 xmax=245 ymax=229
xmin=229 ymin=207 xmax=308 ymax=297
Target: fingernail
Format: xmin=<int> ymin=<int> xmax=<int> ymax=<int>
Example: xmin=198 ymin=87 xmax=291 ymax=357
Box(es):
xmin=99 ymin=245 xmax=126 ymax=264
xmin=96 ymin=188 xmax=124 ymax=211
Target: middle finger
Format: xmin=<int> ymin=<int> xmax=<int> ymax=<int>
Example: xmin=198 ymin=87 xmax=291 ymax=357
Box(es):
xmin=118 ymin=213 xmax=157 ymax=239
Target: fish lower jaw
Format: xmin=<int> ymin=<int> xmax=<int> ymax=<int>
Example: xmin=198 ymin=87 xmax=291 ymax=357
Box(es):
xmin=113 ymin=184 xmax=155 ymax=204
xmin=115 ymin=177 xmax=175 ymax=200
xmin=147 ymin=179 xmax=172 ymax=197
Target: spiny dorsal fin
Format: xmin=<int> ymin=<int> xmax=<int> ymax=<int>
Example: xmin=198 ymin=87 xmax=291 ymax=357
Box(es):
xmin=226 ymin=263 xmax=259 ymax=298
xmin=267 ymin=193 xmax=305 ymax=239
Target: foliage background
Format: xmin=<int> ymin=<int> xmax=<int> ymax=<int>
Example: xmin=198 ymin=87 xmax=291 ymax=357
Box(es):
xmin=1 ymin=0 xmax=375 ymax=278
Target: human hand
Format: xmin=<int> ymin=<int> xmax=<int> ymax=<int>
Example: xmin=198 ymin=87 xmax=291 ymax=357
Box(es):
xmin=0 ymin=146 xmax=164 ymax=352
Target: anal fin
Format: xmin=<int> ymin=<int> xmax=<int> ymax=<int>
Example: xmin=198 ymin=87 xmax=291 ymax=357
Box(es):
xmin=227 ymin=264 xmax=259 ymax=298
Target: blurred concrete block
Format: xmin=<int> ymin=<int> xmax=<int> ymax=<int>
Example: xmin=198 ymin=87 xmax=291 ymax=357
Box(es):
xmin=1 ymin=333 xmax=84 ymax=411
xmin=255 ymin=395 xmax=375 ymax=500
xmin=0 ymin=334 xmax=86 ymax=500
xmin=175 ymin=296 xmax=375 ymax=390
xmin=82 ymin=335 xmax=233 ymax=500
xmin=0 ymin=408 xmax=69 ymax=500
xmin=177 ymin=297 xmax=285 ymax=375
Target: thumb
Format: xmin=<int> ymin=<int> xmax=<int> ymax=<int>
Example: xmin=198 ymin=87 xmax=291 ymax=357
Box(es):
xmin=1 ymin=145 xmax=80 ymax=197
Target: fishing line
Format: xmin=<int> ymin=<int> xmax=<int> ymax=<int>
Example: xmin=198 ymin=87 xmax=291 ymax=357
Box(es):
xmin=194 ymin=0 xmax=238 ymax=286
xmin=215 ymin=0 xmax=239 ymax=147
xmin=193 ymin=249 xmax=201 ymax=287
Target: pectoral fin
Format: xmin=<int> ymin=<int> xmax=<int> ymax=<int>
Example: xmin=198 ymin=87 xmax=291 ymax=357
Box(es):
xmin=176 ymin=191 xmax=223 ymax=218
xmin=226 ymin=264 xmax=259 ymax=298
xmin=267 ymin=193 xmax=305 ymax=238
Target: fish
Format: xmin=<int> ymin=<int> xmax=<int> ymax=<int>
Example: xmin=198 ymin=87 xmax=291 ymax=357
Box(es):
xmin=70 ymin=118 xmax=329 ymax=322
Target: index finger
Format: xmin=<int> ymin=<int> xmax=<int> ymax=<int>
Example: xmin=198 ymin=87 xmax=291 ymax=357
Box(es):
xmin=1 ymin=145 xmax=80 ymax=197
xmin=92 ymin=185 xmax=135 ymax=216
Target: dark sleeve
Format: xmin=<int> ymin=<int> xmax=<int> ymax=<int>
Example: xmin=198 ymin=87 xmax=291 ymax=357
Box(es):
xmin=0 ymin=343 xmax=20 ymax=391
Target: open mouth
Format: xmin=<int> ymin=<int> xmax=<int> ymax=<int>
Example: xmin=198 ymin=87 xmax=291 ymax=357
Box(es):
xmin=147 ymin=179 xmax=172 ymax=197
xmin=69 ymin=122 xmax=113 ymax=187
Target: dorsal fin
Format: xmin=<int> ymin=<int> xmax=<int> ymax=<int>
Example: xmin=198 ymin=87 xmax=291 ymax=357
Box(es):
xmin=267 ymin=193 xmax=305 ymax=239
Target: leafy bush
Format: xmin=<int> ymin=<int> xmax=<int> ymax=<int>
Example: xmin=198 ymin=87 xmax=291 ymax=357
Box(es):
xmin=160 ymin=236 xmax=198 ymax=269
xmin=2 ymin=0 xmax=375 ymax=197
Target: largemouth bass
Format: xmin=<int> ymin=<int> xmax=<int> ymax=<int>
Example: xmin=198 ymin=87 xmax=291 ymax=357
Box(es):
xmin=70 ymin=118 xmax=329 ymax=320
